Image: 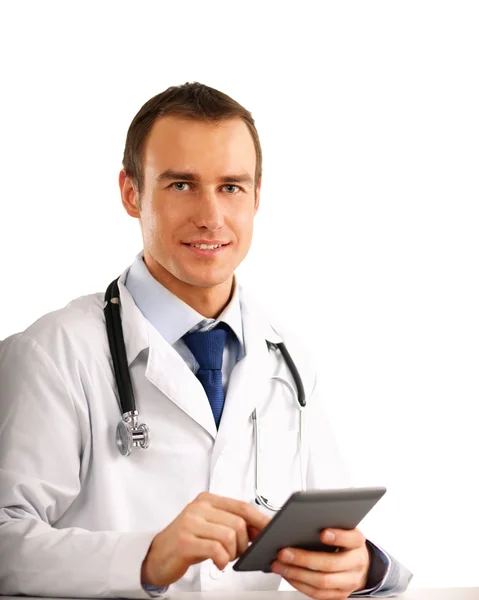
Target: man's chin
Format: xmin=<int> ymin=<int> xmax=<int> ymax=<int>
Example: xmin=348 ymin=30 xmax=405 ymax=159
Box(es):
xmin=180 ymin=268 xmax=234 ymax=289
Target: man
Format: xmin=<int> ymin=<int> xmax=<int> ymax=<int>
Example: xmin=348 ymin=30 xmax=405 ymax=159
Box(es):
xmin=0 ymin=82 xmax=412 ymax=598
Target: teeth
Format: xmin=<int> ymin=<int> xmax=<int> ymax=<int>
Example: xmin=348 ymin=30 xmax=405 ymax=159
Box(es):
xmin=191 ymin=243 xmax=222 ymax=249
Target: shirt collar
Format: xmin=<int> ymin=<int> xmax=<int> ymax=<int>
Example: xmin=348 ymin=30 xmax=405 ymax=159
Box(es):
xmin=124 ymin=252 xmax=245 ymax=353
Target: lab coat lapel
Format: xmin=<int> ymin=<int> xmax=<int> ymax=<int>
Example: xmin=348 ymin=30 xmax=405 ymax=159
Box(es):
xmin=212 ymin=290 xmax=283 ymax=460
xmin=144 ymin=328 xmax=217 ymax=439
xmin=117 ymin=276 xmax=217 ymax=439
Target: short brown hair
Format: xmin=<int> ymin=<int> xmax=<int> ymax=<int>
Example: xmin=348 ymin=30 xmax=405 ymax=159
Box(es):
xmin=122 ymin=82 xmax=262 ymax=196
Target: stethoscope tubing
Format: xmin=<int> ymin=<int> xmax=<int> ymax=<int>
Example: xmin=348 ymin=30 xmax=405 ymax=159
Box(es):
xmin=105 ymin=278 xmax=136 ymax=415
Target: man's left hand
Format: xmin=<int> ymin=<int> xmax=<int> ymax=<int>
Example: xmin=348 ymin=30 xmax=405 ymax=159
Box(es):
xmin=271 ymin=528 xmax=370 ymax=600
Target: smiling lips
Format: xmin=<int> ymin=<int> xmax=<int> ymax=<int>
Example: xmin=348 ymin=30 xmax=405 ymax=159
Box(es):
xmin=183 ymin=241 xmax=230 ymax=254
xmin=190 ymin=243 xmax=224 ymax=250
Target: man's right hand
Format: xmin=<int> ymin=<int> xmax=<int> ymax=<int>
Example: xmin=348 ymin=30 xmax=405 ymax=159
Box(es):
xmin=141 ymin=492 xmax=271 ymax=588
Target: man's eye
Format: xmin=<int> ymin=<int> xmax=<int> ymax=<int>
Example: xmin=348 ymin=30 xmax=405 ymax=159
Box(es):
xmin=224 ymin=185 xmax=240 ymax=194
xmin=172 ymin=182 xmax=190 ymax=191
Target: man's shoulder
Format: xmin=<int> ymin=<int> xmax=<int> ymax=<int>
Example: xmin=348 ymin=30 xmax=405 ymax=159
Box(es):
xmin=2 ymin=290 xmax=106 ymax=357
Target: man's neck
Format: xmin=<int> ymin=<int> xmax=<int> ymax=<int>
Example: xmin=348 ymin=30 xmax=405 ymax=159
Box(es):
xmin=143 ymin=254 xmax=234 ymax=319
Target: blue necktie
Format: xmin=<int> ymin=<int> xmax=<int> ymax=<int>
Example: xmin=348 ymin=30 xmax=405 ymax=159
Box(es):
xmin=183 ymin=327 xmax=228 ymax=427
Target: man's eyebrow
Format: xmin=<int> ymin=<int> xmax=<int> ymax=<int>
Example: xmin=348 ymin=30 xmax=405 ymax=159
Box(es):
xmin=156 ymin=170 xmax=198 ymax=182
xmin=155 ymin=170 xmax=254 ymax=185
xmin=218 ymin=174 xmax=253 ymax=185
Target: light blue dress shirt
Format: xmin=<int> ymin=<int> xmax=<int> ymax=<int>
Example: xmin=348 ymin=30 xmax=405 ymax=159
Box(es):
xmin=124 ymin=253 xmax=399 ymax=598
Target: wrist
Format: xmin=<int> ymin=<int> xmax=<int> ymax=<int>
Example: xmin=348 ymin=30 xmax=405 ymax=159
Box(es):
xmin=141 ymin=551 xmax=155 ymax=586
xmin=141 ymin=533 xmax=172 ymax=589
xmin=357 ymin=542 xmax=373 ymax=591
xmin=141 ymin=537 xmax=164 ymax=587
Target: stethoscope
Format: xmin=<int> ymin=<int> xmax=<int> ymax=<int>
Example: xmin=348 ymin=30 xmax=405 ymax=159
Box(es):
xmin=104 ymin=277 xmax=307 ymax=512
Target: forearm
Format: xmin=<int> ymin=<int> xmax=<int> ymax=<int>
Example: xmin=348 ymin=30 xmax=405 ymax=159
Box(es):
xmin=0 ymin=515 xmax=155 ymax=598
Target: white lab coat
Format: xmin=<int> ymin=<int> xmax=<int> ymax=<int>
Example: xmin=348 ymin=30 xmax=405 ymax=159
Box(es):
xmin=0 ymin=271 xmax=377 ymax=598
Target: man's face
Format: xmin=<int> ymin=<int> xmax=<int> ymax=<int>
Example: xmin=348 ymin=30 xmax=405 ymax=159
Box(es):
xmin=126 ymin=116 xmax=259 ymax=290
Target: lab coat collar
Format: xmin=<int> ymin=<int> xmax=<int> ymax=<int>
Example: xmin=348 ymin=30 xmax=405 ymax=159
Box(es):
xmin=115 ymin=264 xmax=284 ymax=366
xmin=116 ymin=269 xmax=150 ymax=367
xmin=238 ymin=285 xmax=284 ymax=346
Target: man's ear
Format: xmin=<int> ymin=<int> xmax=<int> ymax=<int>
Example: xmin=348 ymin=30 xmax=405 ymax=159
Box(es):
xmin=254 ymin=178 xmax=262 ymax=214
xmin=119 ymin=169 xmax=141 ymax=218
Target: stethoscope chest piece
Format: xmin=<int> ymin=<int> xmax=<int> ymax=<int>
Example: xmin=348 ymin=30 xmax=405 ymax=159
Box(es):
xmin=116 ymin=411 xmax=150 ymax=456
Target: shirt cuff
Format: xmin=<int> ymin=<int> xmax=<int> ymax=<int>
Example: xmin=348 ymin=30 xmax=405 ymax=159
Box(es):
xmin=350 ymin=540 xmax=391 ymax=596
xmin=142 ymin=583 xmax=169 ymax=598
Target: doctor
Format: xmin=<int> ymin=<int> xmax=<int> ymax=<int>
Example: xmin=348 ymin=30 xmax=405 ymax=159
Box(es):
xmin=0 ymin=82 xmax=412 ymax=599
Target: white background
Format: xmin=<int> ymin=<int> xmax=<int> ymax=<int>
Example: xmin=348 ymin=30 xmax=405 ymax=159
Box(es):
xmin=1 ymin=0 xmax=478 ymax=590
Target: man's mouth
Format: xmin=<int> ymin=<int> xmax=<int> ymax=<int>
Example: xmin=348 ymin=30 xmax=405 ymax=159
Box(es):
xmin=188 ymin=243 xmax=225 ymax=250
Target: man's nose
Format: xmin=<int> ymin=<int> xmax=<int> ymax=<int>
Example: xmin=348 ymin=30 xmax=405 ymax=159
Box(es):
xmin=193 ymin=190 xmax=225 ymax=230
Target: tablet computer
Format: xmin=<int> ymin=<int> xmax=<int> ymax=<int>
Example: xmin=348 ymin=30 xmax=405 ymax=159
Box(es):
xmin=233 ymin=486 xmax=386 ymax=572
